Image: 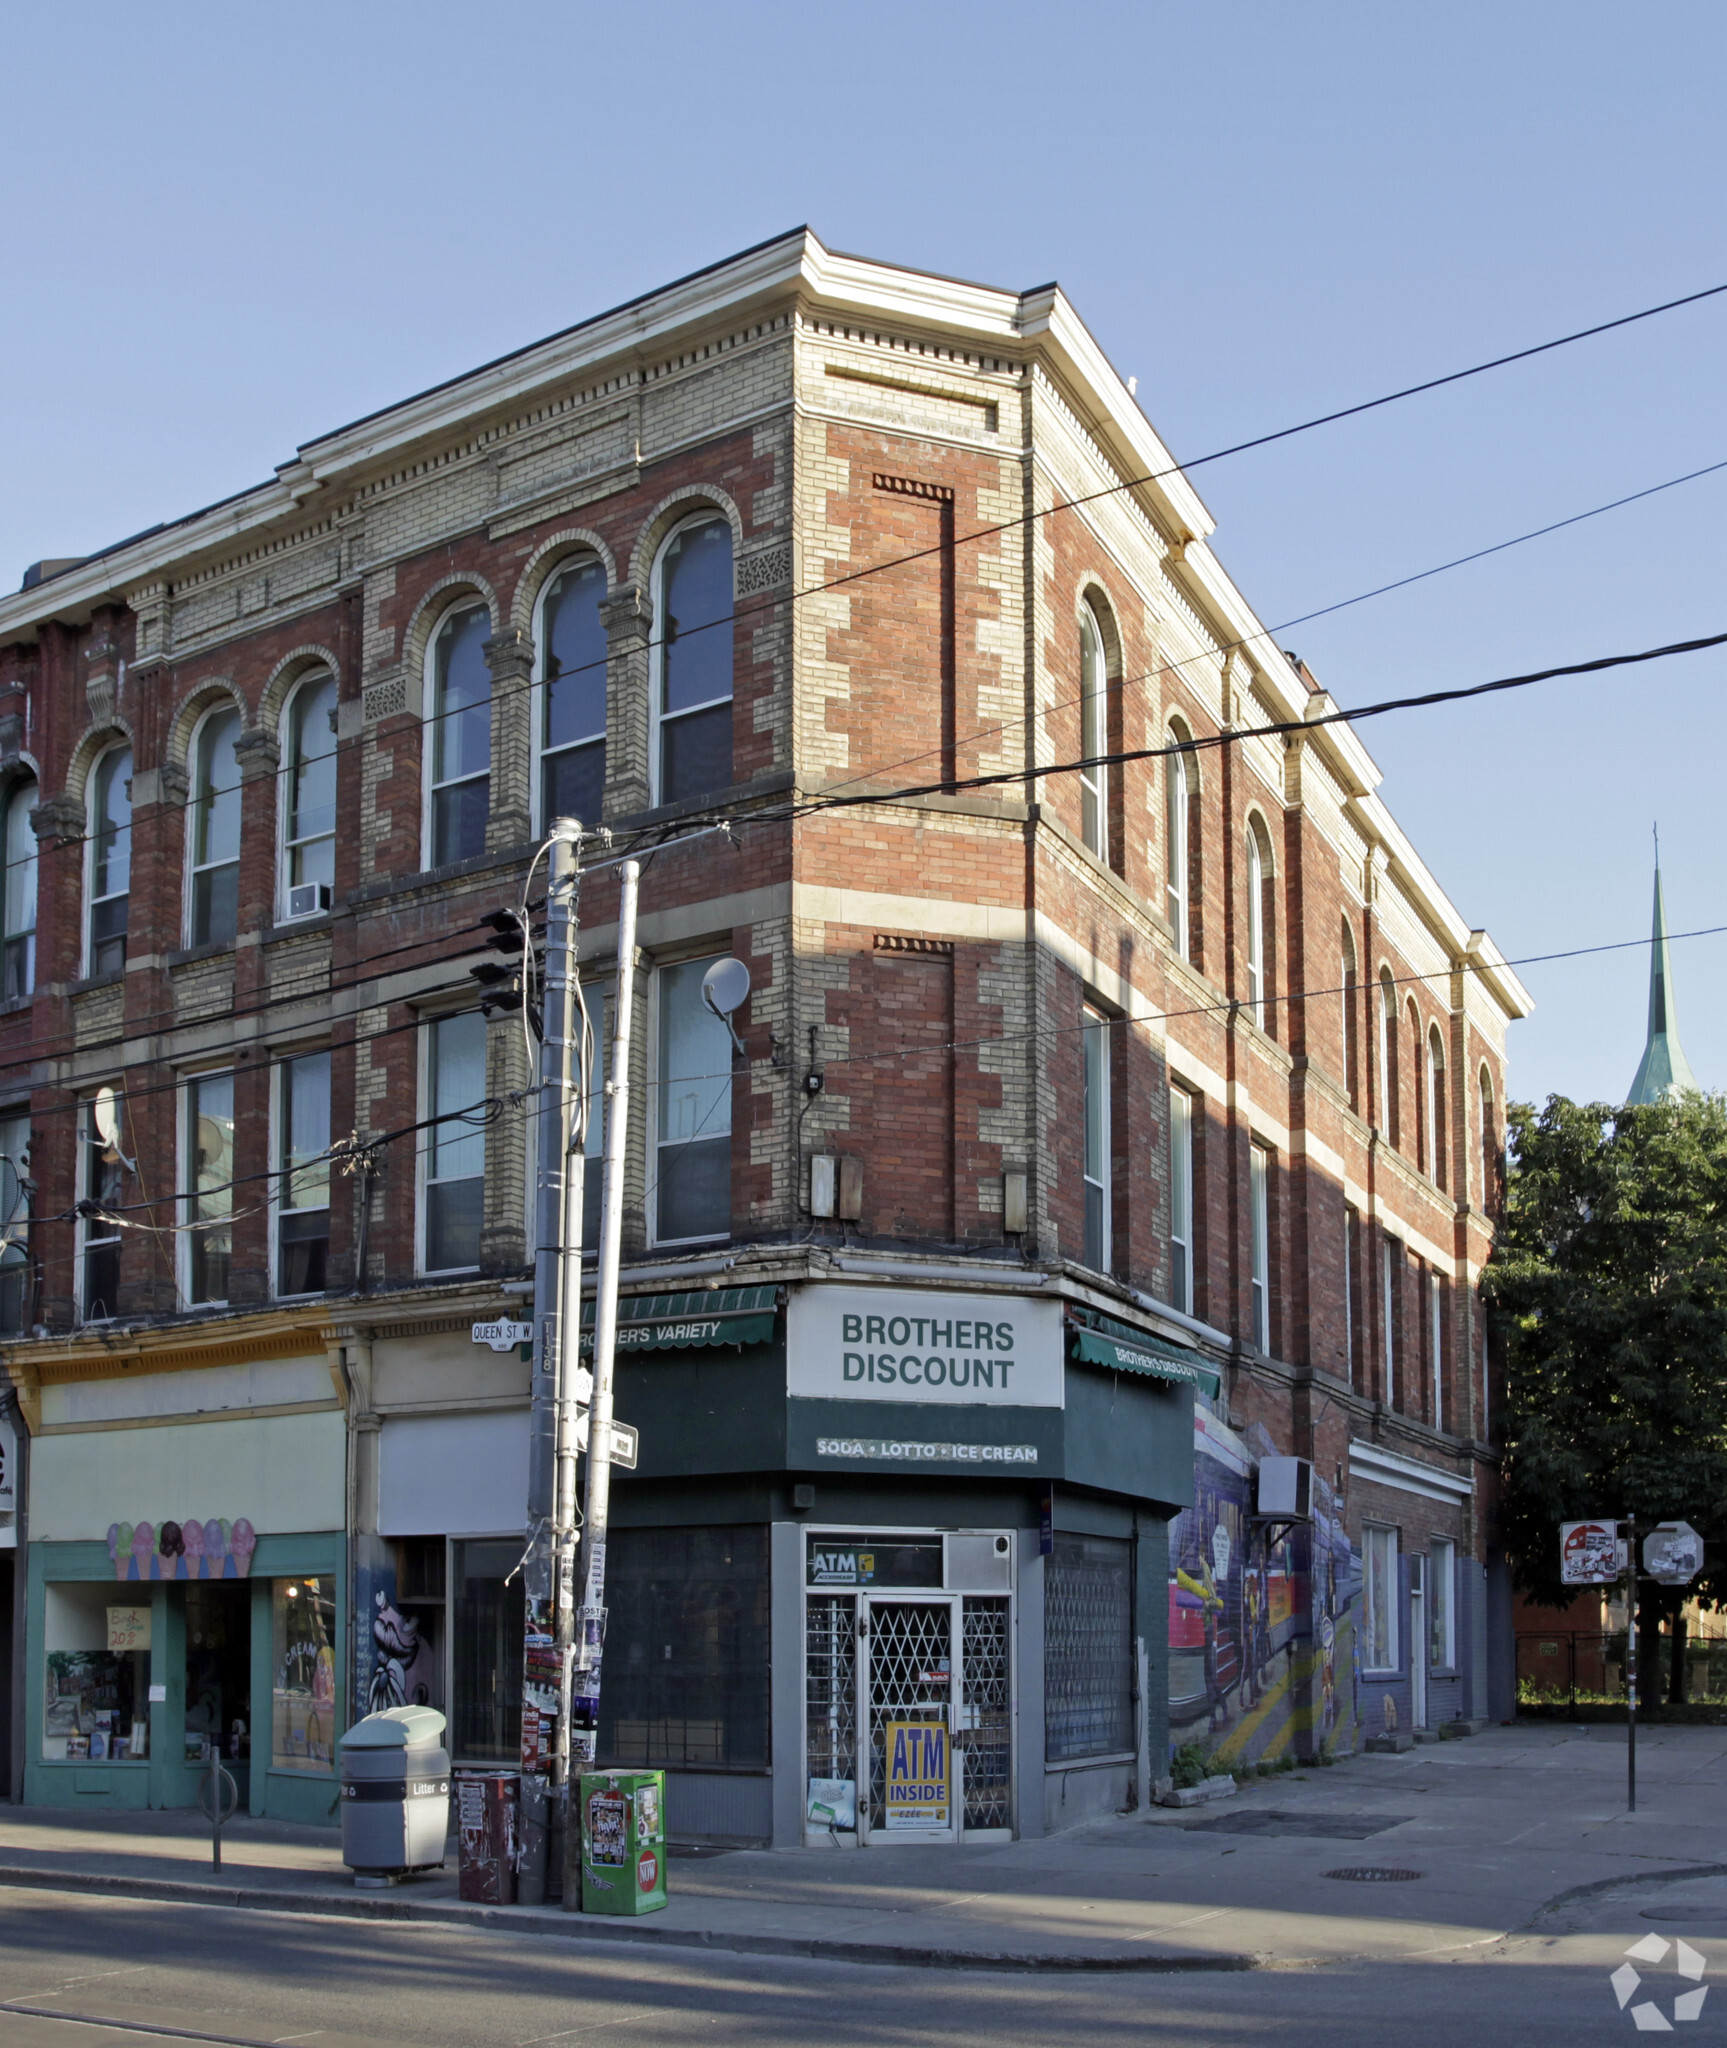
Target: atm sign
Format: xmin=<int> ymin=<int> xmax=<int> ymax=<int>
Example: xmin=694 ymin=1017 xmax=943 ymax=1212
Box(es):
xmin=884 ymin=1719 xmax=950 ymax=1830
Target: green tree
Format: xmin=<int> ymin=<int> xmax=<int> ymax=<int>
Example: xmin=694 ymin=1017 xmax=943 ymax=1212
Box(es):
xmin=1486 ymin=1092 xmax=1727 ymax=1695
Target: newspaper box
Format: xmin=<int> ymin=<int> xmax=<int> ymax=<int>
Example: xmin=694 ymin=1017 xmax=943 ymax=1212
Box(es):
xmin=579 ymin=1769 xmax=667 ymax=1915
xmin=456 ymin=1770 xmax=519 ymax=1904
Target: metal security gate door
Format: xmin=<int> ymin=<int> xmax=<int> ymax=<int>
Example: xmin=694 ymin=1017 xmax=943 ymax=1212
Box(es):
xmin=860 ymin=1597 xmax=958 ymax=1841
xmin=957 ymin=1597 xmax=1011 ymax=1831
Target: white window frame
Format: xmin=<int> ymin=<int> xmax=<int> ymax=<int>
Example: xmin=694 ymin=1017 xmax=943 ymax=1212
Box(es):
xmin=1364 ymin=1524 xmax=1400 ymax=1674
xmin=180 ymin=1067 xmax=235 ymax=1308
xmin=1245 ymin=820 xmax=1268 ymax=1026
xmin=84 ymin=743 xmax=132 ymax=981
xmin=1249 ymin=1141 xmax=1270 ymax=1351
xmin=1428 ymin=1537 xmax=1456 ymax=1670
xmin=649 ymin=955 xmax=734 ymax=1249
xmin=1377 ymin=969 xmax=1395 ymax=1137
xmin=185 ymin=701 xmax=243 ymax=950
xmin=421 ymin=602 xmax=493 ymax=873
xmin=1479 ymin=1068 xmax=1496 ymax=1208
xmin=1340 ymin=929 xmax=1357 ymax=1103
xmin=649 ymin=512 xmax=734 ymax=809
xmin=418 ymin=1011 xmax=488 ymax=1276
xmin=1081 ymin=1007 xmax=1110 ymax=1273
xmin=273 ymin=1046 xmax=332 ymax=1299
xmin=1 ymin=777 xmax=37 ymax=1002
xmin=1168 ymin=1084 xmax=1193 ymax=1315
xmin=278 ymin=669 xmax=338 ymax=922
xmin=1165 ymin=740 xmax=1190 ymax=959
xmin=1430 ymin=1270 xmax=1444 ymax=1428
xmin=1428 ymin=1026 xmax=1446 ymax=1188
xmin=76 ymin=1094 xmax=123 ymax=1324
xmin=1078 ymin=602 xmax=1108 ymax=862
xmin=532 ymin=554 xmax=609 ymax=839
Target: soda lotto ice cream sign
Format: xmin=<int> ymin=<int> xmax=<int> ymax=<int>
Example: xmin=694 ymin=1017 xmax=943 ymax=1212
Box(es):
xmin=787 ymin=1286 xmax=1063 ymax=1407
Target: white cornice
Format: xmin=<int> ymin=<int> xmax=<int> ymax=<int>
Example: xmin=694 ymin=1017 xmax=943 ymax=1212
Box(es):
xmin=1350 ymin=1439 xmax=1474 ymax=1502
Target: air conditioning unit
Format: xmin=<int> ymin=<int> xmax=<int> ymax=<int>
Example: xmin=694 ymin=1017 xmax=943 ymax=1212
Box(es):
xmin=1257 ymin=1456 xmax=1313 ymax=1520
xmin=287 ymin=883 xmax=332 ymax=920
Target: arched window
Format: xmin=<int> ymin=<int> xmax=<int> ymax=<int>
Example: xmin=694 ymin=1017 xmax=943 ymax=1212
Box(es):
xmin=1480 ymin=1066 xmax=1498 ymax=1212
xmin=1341 ymin=920 xmax=1359 ymax=1109
xmin=1408 ymin=1002 xmax=1425 ymax=1170
xmin=427 ymin=604 xmax=492 ymax=866
xmin=537 ymin=556 xmax=608 ymax=832
xmin=1079 ymin=602 xmax=1108 ymax=860
xmin=1377 ymin=968 xmax=1398 ymax=1146
xmin=281 ymin=671 xmax=337 ymax=918
xmin=653 ymin=515 xmax=733 ymax=805
xmin=1245 ymin=816 xmax=1273 ymax=1029
xmin=1428 ymin=1024 xmax=1447 ymax=1191
xmin=1 ymin=778 xmax=37 ymax=1000
xmin=86 ymin=745 xmax=132 ymax=978
xmin=188 ymin=704 xmax=242 ymax=946
xmin=1165 ymin=727 xmax=1191 ymax=960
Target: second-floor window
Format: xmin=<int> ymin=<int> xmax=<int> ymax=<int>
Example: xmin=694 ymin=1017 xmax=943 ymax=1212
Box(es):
xmin=184 ymin=1070 xmax=235 ymax=1305
xmin=1082 ymin=1008 xmax=1109 ymax=1272
xmin=1429 ymin=1270 xmax=1445 ymax=1427
xmin=653 ymin=957 xmax=732 ymax=1244
xmin=87 ymin=745 xmax=131 ymax=979
xmin=653 ymin=516 xmax=733 ymax=806
xmin=189 ymin=706 xmax=242 ymax=947
xmin=79 ymin=1096 xmax=123 ymax=1322
xmin=1249 ymin=1141 xmax=1270 ymax=1350
xmin=1 ymin=778 xmax=36 ymax=1000
xmin=423 ymin=1012 xmax=486 ymax=1272
xmin=428 ymin=606 xmax=491 ymax=867
xmin=1078 ymin=602 xmax=1108 ymax=860
xmin=539 ymin=558 xmax=608 ymax=833
xmin=1382 ymin=1233 xmax=1399 ymax=1405
xmin=1168 ymin=1084 xmax=1193 ymax=1314
xmin=0 ymin=1110 xmax=30 ymax=1336
xmin=276 ymin=1049 xmax=331 ymax=1295
xmin=282 ymin=671 xmax=337 ymax=917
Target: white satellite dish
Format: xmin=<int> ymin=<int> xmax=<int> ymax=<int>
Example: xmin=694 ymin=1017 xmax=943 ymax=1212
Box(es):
xmin=701 ymin=957 xmax=751 ymax=1057
xmin=91 ymin=1085 xmax=136 ymax=1173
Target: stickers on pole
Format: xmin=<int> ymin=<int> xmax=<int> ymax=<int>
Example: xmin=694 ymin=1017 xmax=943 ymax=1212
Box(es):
xmin=1643 ymin=1522 xmax=1704 ymax=1586
xmin=883 ymin=1719 xmax=950 ymax=1830
xmin=1560 ymin=1520 xmax=1621 ymax=1584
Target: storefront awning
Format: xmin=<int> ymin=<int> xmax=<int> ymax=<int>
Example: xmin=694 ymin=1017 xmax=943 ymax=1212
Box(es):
xmin=1067 ymin=1311 xmax=1220 ymax=1397
xmin=579 ymin=1286 xmax=778 ymax=1355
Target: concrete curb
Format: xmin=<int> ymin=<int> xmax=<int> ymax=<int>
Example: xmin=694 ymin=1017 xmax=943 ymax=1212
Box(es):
xmin=1523 ymin=1863 xmax=1727 ymax=1928
xmin=0 ymin=1863 xmax=1261 ymax=1975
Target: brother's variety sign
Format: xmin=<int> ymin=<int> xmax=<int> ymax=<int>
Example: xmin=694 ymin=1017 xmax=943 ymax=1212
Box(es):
xmin=787 ymin=1287 xmax=1063 ymax=1409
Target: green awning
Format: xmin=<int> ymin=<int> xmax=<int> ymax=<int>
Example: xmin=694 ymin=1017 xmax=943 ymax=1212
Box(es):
xmin=1067 ymin=1312 xmax=1219 ymax=1396
xmin=578 ymin=1286 xmax=778 ymax=1355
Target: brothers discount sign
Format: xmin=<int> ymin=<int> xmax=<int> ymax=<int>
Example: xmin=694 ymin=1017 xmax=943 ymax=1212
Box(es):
xmin=785 ymin=1285 xmax=1064 ymax=1474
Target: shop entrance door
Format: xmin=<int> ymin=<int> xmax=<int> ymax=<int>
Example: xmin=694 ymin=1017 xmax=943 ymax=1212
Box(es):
xmin=177 ymin=1581 xmax=251 ymax=1805
xmin=860 ymin=1595 xmax=957 ymax=1843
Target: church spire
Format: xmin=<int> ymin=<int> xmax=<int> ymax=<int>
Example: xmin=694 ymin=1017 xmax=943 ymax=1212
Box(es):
xmin=1627 ymin=831 xmax=1698 ymax=1104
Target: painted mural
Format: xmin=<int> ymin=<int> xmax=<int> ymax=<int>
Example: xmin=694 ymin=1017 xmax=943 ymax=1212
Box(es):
xmin=1168 ymin=1401 xmax=1364 ymax=1765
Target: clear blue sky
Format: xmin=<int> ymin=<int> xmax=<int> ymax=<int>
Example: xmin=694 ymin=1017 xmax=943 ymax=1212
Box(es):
xmin=6 ymin=0 xmax=1724 ymax=1110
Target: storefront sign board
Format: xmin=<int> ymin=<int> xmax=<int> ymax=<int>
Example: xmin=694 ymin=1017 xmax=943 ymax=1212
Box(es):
xmin=883 ymin=1719 xmax=950 ymax=1830
xmin=788 ymin=1286 xmax=1063 ymax=1408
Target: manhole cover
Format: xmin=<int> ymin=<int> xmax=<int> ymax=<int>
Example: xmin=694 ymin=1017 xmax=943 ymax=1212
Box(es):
xmin=1642 ymin=1906 xmax=1723 ymax=1922
xmin=1323 ymin=1866 xmax=1424 ymax=1883
xmin=1186 ymin=1809 xmax=1412 ymax=1841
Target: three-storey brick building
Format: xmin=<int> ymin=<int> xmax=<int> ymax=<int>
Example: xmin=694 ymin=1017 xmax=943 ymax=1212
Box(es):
xmin=0 ymin=231 xmax=1526 ymax=1838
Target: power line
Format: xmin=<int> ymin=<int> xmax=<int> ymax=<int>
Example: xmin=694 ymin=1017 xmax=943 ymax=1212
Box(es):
xmin=25 ymin=276 xmax=1726 ymax=855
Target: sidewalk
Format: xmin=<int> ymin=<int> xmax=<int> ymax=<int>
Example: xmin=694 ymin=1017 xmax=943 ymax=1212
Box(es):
xmin=2 ymin=1724 xmax=1724 ymax=1973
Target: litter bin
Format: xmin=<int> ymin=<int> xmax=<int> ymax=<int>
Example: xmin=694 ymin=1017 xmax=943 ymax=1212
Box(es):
xmin=339 ymin=1705 xmax=450 ymax=1884
xmin=456 ymin=1770 xmax=519 ymax=1904
xmin=579 ymin=1769 xmax=667 ymax=1915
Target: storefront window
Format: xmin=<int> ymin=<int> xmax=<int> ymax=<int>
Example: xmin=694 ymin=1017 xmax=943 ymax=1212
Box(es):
xmin=598 ymin=1526 xmax=770 ymax=1769
xmin=43 ymin=1583 xmax=149 ymax=1761
xmin=451 ymin=1540 xmax=523 ymax=1763
xmin=272 ymin=1576 xmax=337 ymax=1771
xmin=1044 ymin=1533 xmax=1133 ymax=1761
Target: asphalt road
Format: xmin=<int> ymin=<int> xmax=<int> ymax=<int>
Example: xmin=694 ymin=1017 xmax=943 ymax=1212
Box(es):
xmin=0 ymin=1886 xmax=1709 ymax=2048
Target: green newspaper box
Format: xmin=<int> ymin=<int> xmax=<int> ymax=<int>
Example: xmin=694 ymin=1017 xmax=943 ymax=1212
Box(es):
xmin=579 ymin=1769 xmax=667 ymax=1915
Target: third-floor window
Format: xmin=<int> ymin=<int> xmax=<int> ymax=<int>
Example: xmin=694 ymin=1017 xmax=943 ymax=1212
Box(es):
xmin=1 ymin=778 xmax=37 ymax=1000
xmin=184 ymin=1069 xmax=234 ymax=1306
xmin=538 ymin=557 xmax=607 ymax=833
xmin=189 ymin=706 xmax=242 ymax=947
xmin=428 ymin=605 xmax=491 ymax=867
xmin=653 ymin=515 xmax=733 ymax=806
xmin=86 ymin=745 xmax=131 ymax=979
xmin=282 ymin=672 xmax=337 ymax=918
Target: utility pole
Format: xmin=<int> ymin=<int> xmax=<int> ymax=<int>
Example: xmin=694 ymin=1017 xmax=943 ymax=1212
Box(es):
xmin=524 ymin=819 xmax=586 ymax=1895
xmin=564 ymin=855 xmax=639 ymax=1900
xmin=1625 ymin=1516 xmax=1638 ymax=1813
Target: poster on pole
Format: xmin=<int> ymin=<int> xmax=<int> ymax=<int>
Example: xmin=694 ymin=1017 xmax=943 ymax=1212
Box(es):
xmin=1560 ymin=1520 xmax=1620 ymax=1584
xmin=1643 ymin=1522 xmax=1704 ymax=1586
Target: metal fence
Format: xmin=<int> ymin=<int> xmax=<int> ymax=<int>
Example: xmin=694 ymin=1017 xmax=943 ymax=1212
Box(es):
xmin=1517 ymin=1631 xmax=1727 ymax=1711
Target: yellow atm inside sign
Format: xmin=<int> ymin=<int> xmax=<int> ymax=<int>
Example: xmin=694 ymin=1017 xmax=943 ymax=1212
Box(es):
xmin=884 ymin=1719 xmax=950 ymax=1830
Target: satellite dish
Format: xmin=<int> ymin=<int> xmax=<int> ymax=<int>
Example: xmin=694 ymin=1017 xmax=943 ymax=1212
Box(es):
xmin=90 ymin=1085 xmax=136 ymax=1173
xmin=701 ymin=957 xmax=751 ymax=1058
